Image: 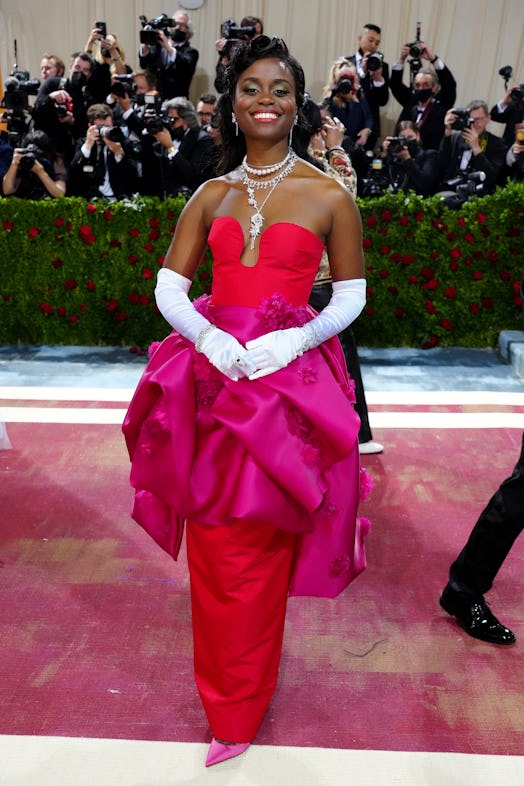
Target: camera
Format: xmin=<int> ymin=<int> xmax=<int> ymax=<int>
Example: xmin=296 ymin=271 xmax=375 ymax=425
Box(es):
xmin=54 ymin=99 xmax=73 ymax=118
xmin=220 ymin=18 xmax=256 ymax=41
xmin=510 ymin=85 xmax=524 ymax=111
xmin=139 ymin=13 xmax=176 ymax=46
xmin=2 ymin=74 xmax=41 ymax=112
xmin=366 ymin=52 xmax=383 ymax=72
xmin=450 ymin=108 xmax=474 ymax=131
xmin=407 ymin=21 xmax=423 ymax=59
xmin=442 ymin=171 xmax=486 ymax=207
xmin=332 ymin=75 xmax=355 ymax=97
xmin=361 ymin=157 xmax=392 ymax=198
xmin=17 ymin=143 xmax=43 ymax=172
xmin=387 ymin=136 xmax=409 ymax=156
xmin=111 ymin=75 xmax=136 ymax=98
xmin=99 ymin=125 xmax=125 ymax=144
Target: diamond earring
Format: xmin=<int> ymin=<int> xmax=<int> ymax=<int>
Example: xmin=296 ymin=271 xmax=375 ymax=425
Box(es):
xmin=232 ymin=111 xmax=239 ymax=137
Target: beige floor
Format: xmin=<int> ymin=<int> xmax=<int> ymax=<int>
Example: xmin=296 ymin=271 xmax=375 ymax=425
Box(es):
xmin=2 ymin=735 xmax=524 ymax=786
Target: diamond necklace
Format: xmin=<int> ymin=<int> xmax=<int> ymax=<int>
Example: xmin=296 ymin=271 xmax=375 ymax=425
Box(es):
xmin=241 ymin=151 xmax=297 ymax=249
xmin=242 ymin=147 xmax=292 ymax=177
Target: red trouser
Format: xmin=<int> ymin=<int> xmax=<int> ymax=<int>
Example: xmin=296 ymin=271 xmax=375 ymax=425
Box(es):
xmin=186 ymin=519 xmax=296 ymax=742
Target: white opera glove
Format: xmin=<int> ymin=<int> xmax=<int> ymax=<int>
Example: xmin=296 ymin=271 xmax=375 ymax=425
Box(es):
xmin=246 ymin=278 xmax=366 ymax=379
xmin=155 ymin=267 xmax=257 ymax=381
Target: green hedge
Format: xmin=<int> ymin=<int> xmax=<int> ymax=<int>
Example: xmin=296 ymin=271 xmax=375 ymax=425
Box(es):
xmin=0 ymin=183 xmax=523 ymax=349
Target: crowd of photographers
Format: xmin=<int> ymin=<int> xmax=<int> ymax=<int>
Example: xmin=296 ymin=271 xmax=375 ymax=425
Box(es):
xmin=1 ymin=13 xmax=523 ymax=204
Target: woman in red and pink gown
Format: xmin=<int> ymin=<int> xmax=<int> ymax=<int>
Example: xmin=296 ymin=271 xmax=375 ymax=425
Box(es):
xmin=123 ymin=36 xmax=371 ymax=767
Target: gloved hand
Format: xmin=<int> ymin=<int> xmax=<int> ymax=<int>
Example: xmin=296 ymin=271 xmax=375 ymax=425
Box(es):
xmin=246 ymin=278 xmax=366 ymax=379
xmin=155 ymin=267 xmax=257 ymax=381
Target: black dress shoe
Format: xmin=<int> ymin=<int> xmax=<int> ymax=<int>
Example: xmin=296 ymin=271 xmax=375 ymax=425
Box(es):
xmin=440 ymin=584 xmax=516 ymax=645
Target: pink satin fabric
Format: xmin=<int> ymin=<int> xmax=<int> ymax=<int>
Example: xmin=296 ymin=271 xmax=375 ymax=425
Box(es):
xmin=123 ymin=298 xmax=371 ymax=598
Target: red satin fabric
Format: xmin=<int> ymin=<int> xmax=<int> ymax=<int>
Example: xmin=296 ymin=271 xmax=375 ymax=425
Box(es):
xmin=186 ymin=518 xmax=296 ymax=742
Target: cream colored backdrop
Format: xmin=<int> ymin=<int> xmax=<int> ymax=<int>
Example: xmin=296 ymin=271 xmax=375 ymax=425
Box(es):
xmin=1 ymin=0 xmax=523 ymax=139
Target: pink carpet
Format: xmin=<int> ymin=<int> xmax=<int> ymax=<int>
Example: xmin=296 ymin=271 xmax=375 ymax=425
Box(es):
xmin=0 ymin=404 xmax=522 ymax=755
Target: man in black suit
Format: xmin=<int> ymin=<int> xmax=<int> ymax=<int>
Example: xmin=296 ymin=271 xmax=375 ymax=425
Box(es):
xmin=69 ymin=103 xmax=140 ymax=199
xmin=390 ymin=41 xmax=456 ymax=151
xmin=490 ymin=83 xmax=524 ymax=145
xmin=138 ymin=10 xmax=198 ymax=100
xmin=346 ymin=23 xmax=389 ymax=149
xmin=145 ymin=97 xmax=215 ymax=198
xmin=436 ymin=100 xmax=508 ymax=193
xmin=440 ymin=433 xmax=523 ymax=645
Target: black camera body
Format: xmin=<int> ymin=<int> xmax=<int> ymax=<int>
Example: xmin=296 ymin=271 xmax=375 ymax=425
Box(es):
xmin=17 ymin=143 xmax=44 ymax=172
xmin=387 ymin=136 xmax=408 ymax=156
xmin=332 ymin=75 xmax=356 ymax=97
xmin=442 ymin=171 xmax=486 ymax=207
xmin=510 ymin=85 xmax=524 ymax=111
xmin=139 ymin=14 xmax=176 ymax=45
xmin=407 ymin=21 xmax=423 ymax=59
xmin=220 ymin=18 xmax=256 ymax=41
xmin=99 ymin=125 xmax=125 ymax=144
xmin=111 ymin=75 xmax=136 ymax=98
xmin=366 ymin=52 xmax=383 ymax=72
xmin=3 ymin=74 xmax=41 ymax=113
xmin=450 ymin=108 xmax=474 ymax=131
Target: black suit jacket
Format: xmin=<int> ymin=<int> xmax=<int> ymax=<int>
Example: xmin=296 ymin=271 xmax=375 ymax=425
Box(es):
xmin=164 ymin=127 xmax=215 ymax=195
xmin=69 ymin=139 xmax=140 ymax=199
xmin=391 ymin=64 xmax=457 ymax=150
xmin=437 ymin=131 xmax=509 ymax=192
xmin=139 ymin=42 xmax=198 ymax=99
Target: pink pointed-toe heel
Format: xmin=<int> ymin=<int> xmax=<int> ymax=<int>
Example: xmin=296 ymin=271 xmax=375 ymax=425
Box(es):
xmin=205 ymin=737 xmax=251 ymax=767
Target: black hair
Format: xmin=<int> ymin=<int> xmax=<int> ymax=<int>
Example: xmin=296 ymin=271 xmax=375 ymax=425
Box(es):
xmin=363 ymin=23 xmax=381 ymax=34
xmin=215 ymin=35 xmax=306 ymax=174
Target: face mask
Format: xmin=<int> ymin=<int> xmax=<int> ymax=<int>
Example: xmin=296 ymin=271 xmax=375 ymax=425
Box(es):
xmin=413 ymin=87 xmax=433 ymax=103
xmin=171 ymin=126 xmax=185 ymax=141
xmin=70 ymin=71 xmax=87 ymax=89
xmin=171 ymin=28 xmax=187 ymax=43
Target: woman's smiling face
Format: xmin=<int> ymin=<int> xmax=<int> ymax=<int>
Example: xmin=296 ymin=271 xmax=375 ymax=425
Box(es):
xmin=233 ymin=57 xmax=297 ymax=138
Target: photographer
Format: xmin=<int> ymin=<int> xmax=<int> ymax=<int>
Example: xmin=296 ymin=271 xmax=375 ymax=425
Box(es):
xmin=346 ymin=23 xmax=390 ymax=149
xmin=504 ymin=122 xmax=524 ymax=181
xmin=490 ymin=79 xmax=524 ymax=145
xmin=1 ymin=72 xmax=41 ymax=147
xmin=380 ymin=121 xmax=439 ymax=196
xmin=138 ymin=10 xmax=198 ymax=100
xmin=69 ymin=103 xmax=140 ymax=200
xmin=321 ymin=58 xmax=374 ymax=190
xmin=2 ymin=130 xmax=67 ymax=198
xmin=437 ymin=100 xmax=508 ymax=194
xmin=85 ymin=23 xmax=132 ymax=78
xmin=214 ymin=16 xmax=263 ymax=93
xmin=144 ymin=96 xmax=215 ymax=198
xmin=391 ymin=38 xmax=456 ymax=150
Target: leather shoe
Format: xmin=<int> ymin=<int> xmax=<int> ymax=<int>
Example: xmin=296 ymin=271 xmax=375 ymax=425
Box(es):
xmin=440 ymin=584 xmax=516 ymax=644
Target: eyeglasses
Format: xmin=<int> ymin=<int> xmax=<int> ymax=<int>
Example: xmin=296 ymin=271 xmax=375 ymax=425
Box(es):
xmin=197 ymin=111 xmax=213 ymax=118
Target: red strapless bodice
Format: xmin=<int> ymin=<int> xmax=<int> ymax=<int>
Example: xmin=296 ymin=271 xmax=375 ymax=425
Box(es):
xmin=208 ymin=216 xmax=325 ymax=308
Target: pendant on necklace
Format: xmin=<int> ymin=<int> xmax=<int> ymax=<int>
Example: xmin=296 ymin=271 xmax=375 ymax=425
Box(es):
xmin=249 ymin=211 xmax=264 ymax=250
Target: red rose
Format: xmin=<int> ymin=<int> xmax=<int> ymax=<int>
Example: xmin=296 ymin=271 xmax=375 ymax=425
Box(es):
xmin=69 ymin=315 xmax=78 ymax=323
xmin=430 ymin=251 xmax=439 ymax=260
xmin=115 ymin=311 xmax=127 ymax=321
xmin=57 ymin=307 xmax=66 ymax=317
xmin=381 ymin=210 xmax=392 ymax=222
xmin=379 ymin=269 xmax=389 ymax=279
xmin=365 ymin=305 xmax=374 ymax=316
xmin=446 ymin=232 xmax=456 ymax=242
xmin=109 ymin=239 xmax=122 ymax=248
xmin=128 ymin=255 xmax=138 ymax=265
xmin=129 ymin=292 xmax=140 ymax=305
xmin=55 ymin=217 xmax=64 ymax=228
xmin=129 ymin=228 xmax=140 ymax=238
xmin=39 ymin=302 xmax=53 ymax=315
xmin=449 ymin=262 xmax=459 ymax=272
xmin=139 ymin=294 xmax=150 ymax=305
xmin=469 ymin=303 xmax=479 ymax=314
xmin=51 ymin=258 xmax=63 ymax=269
xmin=464 ymin=232 xmax=475 ymax=243
xmin=167 ymin=210 xmax=175 ymax=220
xmin=398 ymin=215 xmax=409 ymax=226
xmin=157 ymin=256 xmax=165 ymax=266
xmin=86 ymin=204 xmax=97 ymax=213
xmin=480 ymin=226 xmax=490 ymax=236
xmin=149 ymin=228 xmax=161 ymax=242
xmin=142 ymin=268 xmax=153 ymax=279
xmin=508 ymin=227 xmax=520 ymax=237
xmin=149 ymin=216 xmax=160 ymax=228
xmin=421 ymin=267 xmax=434 ymax=280
xmin=425 ymin=300 xmax=436 ymax=314
xmin=426 ymin=279 xmax=439 ymax=290
xmin=366 ymin=215 xmax=377 ymax=227
xmin=415 ymin=211 xmax=424 ymax=222
xmin=444 ymin=287 xmax=457 ymax=298
xmin=389 ymin=252 xmax=401 ymax=263
xmin=500 ymin=271 xmax=511 ymax=281
xmin=487 ymin=249 xmax=498 ymax=263
xmin=28 ymin=227 xmax=40 ymax=239
xmin=79 ymin=304 xmax=87 ymax=313
xmin=143 ymin=243 xmax=154 ymax=252
xmin=441 ymin=319 xmax=452 ymax=330
xmin=457 ymin=217 xmax=466 ymax=227
xmin=422 ymin=335 xmax=439 ymax=349
xmin=362 ymin=237 xmax=372 ymax=249
xmin=476 ymin=212 xmax=487 ymax=224
xmin=64 ymin=278 xmax=77 ymax=290
xmin=86 ymin=280 xmax=96 ymax=291
xmin=481 ymin=298 xmax=494 ymax=309
xmin=401 ymin=254 xmax=414 ymax=265
xmin=450 ymin=248 xmax=461 ymax=259
xmin=473 ymin=271 xmax=483 ymax=280
xmin=388 ymin=286 xmax=399 ymax=295
xmin=380 ymin=245 xmax=390 ymax=255
xmin=408 ymin=275 xmax=417 ymax=284
xmin=3 ymin=221 xmax=13 ymax=231
xmin=103 ymin=210 xmax=113 ymax=221
xmin=395 ymin=307 xmax=406 ymax=318
xmin=107 ymin=300 xmax=119 ymax=311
